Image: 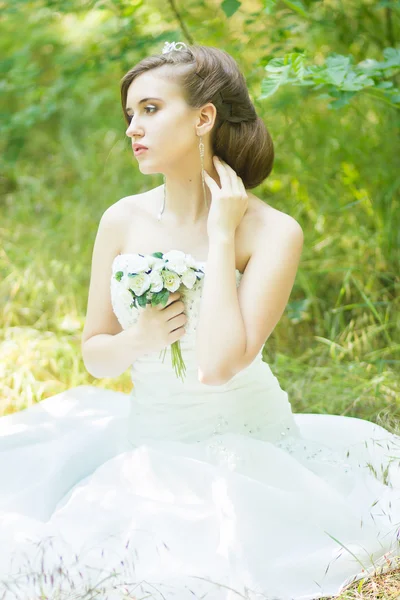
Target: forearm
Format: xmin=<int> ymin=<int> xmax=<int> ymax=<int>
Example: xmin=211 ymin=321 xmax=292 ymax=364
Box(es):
xmin=82 ymin=328 xmax=144 ymax=379
xmin=196 ymin=235 xmax=246 ymax=384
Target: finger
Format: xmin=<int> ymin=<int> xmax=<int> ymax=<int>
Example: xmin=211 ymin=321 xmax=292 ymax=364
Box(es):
xmin=213 ymin=156 xmax=232 ymax=194
xmin=203 ymin=170 xmax=220 ymax=193
xmin=237 ymin=176 xmax=247 ymax=196
xmin=223 ymin=162 xmax=242 ymax=194
xmin=218 ymin=157 xmax=234 ymax=173
xmin=169 ymin=291 xmax=181 ymax=303
xmin=231 ymin=173 xmax=244 ymax=196
xmin=158 ymin=291 xmax=179 ymax=309
xmin=217 ymin=157 xmax=239 ymax=180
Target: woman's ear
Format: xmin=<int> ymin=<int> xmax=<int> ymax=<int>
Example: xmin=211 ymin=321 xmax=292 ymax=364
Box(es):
xmin=196 ymin=102 xmax=217 ymax=134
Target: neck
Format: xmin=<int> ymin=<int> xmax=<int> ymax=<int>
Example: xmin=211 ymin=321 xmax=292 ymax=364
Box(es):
xmin=160 ymin=153 xmax=219 ymax=226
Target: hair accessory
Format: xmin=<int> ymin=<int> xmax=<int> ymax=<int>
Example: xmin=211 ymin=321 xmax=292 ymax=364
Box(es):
xmin=162 ymin=41 xmax=188 ymax=54
xmin=161 ymin=42 xmax=256 ymax=123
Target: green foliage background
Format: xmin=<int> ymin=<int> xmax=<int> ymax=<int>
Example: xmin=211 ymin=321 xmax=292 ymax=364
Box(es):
xmin=1 ymin=0 xmax=399 ymax=433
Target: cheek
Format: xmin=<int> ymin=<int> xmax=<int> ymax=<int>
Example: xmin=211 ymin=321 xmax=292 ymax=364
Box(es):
xmin=162 ymin=110 xmax=192 ymax=135
xmin=146 ymin=112 xmax=195 ymax=162
xmin=168 ymin=118 xmax=196 ymax=149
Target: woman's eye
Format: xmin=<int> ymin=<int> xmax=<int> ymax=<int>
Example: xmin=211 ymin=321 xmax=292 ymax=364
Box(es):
xmin=127 ymin=106 xmax=157 ymax=121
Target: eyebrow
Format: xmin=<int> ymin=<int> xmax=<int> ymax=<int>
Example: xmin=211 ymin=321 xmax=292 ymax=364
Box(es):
xmin=125 ymin=98 xmax=163 ymax=113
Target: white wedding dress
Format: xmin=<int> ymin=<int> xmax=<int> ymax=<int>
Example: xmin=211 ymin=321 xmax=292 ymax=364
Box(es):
xmin=1 ymin=252 xmax=399 ymax=600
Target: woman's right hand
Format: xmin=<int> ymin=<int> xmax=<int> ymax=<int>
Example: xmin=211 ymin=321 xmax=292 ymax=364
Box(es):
xmin=134 ymin=291 xmax=187 ymax=354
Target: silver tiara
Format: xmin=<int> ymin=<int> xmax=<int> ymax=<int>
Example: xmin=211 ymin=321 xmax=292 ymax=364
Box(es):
xmin=162 ymin=41 xmax=188 ymax=54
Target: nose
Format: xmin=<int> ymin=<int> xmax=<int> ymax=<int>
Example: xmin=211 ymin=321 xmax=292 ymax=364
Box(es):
xmin=125 ymin=116 xmax=143 ymax=138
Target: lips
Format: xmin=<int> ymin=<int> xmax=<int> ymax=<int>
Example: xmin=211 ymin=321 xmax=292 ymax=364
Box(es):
xmin=133 ymin=147 xmax=148 ymax=156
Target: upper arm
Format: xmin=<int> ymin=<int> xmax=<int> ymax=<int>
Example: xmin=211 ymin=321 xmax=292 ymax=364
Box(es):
xmin=234 ymin=216 xmax=304 ymax=374
xmin=81 ymin=203 xmax=126 ymax=348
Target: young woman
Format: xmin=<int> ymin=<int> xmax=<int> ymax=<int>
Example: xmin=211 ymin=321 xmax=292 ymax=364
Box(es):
xmin=0 ymin=42 xmax=399 ymax=600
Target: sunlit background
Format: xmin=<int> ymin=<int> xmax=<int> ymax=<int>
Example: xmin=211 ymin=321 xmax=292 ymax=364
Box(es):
xmin=1 ymin=0 xmax=399 ymax=434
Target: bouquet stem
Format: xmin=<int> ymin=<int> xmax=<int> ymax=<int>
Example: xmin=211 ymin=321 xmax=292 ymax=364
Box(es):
xmin=159 ymin=341 xmax=187 ymax=382
xmin=171 ymin=340 xmax=187 ymax=382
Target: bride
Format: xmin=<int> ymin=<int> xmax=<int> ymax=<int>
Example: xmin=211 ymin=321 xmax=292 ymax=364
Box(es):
xmin=1 ymin=42 xmax=399 ymax=600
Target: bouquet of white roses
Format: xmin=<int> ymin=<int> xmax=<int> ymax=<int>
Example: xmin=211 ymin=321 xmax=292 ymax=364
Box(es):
xmin=113 ymin=250 xmax=205 ymax=381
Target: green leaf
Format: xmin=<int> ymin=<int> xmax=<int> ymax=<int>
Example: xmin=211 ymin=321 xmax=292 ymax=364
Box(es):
xmin=264 ymin=0 xmax=277 ymax=15
xmin=376 ymin=81 xmax=394 ymax=89
xmin=328 ymin=93 xmax=355 ymax=109
xmin=221 ymin=0 xmax=241 ymax=18
xmin=342 ymin=72 xmax=374 ymax=92
xmin=383 ymin=47 xmax=400 ymax=68
xmin=137 ymin=294 xmax=148 ymax=308
xmin=283 ymin=0 xmax=308 ymax=19
xmin=286 ymin=298 xmax=310 ymax=323
xmin=151 ymin=289 xmax=169 ymax=307
xmin=264 ymin=58 xmax=286 ymax=73
xmin=261 ymin=59 xmax=292 ymax=98
xmin=325 ymin=54 xmax=352 ymax=87
xmin=290 ymin=53 xmax=306 ymax=80
xmin=376 ymin=0 xmax=400 ymax=8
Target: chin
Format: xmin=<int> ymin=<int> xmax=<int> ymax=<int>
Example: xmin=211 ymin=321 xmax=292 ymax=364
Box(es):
xmin=138 ymin=164 xmax=157 ymax=175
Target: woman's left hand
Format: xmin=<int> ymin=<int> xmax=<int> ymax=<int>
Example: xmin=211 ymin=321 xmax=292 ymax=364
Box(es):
xmin=204 ymin=156 xmax=249 ymax=240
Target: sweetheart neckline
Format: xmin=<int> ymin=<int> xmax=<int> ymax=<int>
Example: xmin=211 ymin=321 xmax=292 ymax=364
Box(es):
xmin=113 ymin=252 xmax=244 ymax=275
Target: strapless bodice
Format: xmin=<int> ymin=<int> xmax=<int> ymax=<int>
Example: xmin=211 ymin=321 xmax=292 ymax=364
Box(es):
xmin=110 ymin=251 xmax=300 ymax=445
xmin=110 ymin=252 xmax=261 ymax=381
xmin=110 ymin=252 xmax=244 ymax=335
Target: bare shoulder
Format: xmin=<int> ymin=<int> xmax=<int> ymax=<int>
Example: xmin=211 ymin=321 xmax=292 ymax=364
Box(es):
xmin=101 ymin=192 xmax=148 ymax=250
xmin=105 ymin=193 xmax=142 ymax=221
xmin=245 ymin=192 xmax=303 ymax=246
xmin=114 ymin=188 xmax=158 ymax=220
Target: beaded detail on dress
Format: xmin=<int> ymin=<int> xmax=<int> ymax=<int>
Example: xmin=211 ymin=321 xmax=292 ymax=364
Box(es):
xmin=206 ymin=417 xmax=355 ymax=488
xmin=110 ymin=251 xmax=356 ymax=488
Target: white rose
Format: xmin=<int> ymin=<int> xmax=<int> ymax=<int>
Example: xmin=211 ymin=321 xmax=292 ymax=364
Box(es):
xmin=149 ymin=269 xmax=164 ymax=292
xmin=147 ymin=255 xmax=166 ymax=271
xmin=123 ymin=273 xmax=135 ymax=290
xmin=162 ymin=269 xmax=181 ymax=292
xmin=181 ymin=268 xmax=197 ymax=289
xmin=163 ymin=250 xmax=186 ymax=262
xmin=163 ymin=250 xmax=188 ymax=275
xmin=118 ymin=286 xmax=134 ymax=307
xmin=127 ymin=254 xmax=151 ymax=273
xmin=185 ymin=254 xmax=198 ymax=269
xmin=196 ymin=269 xmax=205 ymax=279
xmin=128 ymin=272 xmax=151 ymax=296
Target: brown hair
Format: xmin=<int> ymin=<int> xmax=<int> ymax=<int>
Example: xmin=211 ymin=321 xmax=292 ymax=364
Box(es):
xmin=120 ymin=44 xmax=274 ymax=189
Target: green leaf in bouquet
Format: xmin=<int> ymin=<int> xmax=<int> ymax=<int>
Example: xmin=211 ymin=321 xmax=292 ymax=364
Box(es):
xmin=114 ymin=271 xmax=123 ymax=282
xmin=151 ymin=251 xmax=164 ymax=259
xmin=128 ymin=290 xmax=138 ymax=309
xmin=127 ymin=289 xmax=137 ymax=308
xmin=137 ymin=294 xmax=148 ymax=308
xmin=151 ymin=288 xmax=170 ymax=307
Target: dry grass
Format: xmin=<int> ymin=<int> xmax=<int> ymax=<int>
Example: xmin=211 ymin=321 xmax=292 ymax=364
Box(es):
xmin=1 ymin=43 xmax=399 ymax=600
xmin=0 ymin=532 xmax=399 ymax=599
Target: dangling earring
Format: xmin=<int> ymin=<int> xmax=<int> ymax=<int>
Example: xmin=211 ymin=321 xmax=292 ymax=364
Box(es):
xmin=158 ymin=135 xmax=208 ymax=221
xmin=158 ymin=176 xmax=166 ymax=221
xmin=199 ymin=135 xmax=209 ymax=211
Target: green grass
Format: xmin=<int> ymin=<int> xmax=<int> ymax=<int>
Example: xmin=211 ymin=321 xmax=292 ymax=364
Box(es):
xmin=1 ymin=28 xmax=399 ymax=597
